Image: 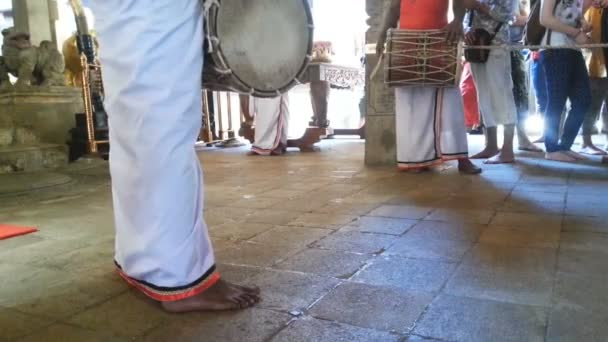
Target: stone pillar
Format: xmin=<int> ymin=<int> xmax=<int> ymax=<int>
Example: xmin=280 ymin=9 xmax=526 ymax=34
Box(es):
xmin=11 ymin=0 xmax=58 ymax=47
xmin=364 ymin=0 xmax=396 ymax=166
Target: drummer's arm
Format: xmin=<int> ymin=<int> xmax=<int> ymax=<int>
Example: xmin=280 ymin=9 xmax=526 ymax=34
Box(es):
xmin=376 ymin=0 xmax=400 ymax=55
xmin=380 ymin=0 xmax=401 ymax=33
xmin=452 ymin=0 xmax=467 ymax=24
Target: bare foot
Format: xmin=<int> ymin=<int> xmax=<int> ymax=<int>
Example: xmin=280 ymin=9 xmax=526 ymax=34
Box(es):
xmin=564 ymin=150 xmax=588 ymax=161
xmin=471 ymin=148 xmax=500 ymax=159
xmin=484 ymin=150 xmax=514 ymax=164
xmin=161 ymin=279 xmax=261 ymax=313
xmin=545 ymin=151 xmax=575 ymax=162
xmin=518 ymin=142 xmax=543 ymax=153
xmin=458 ymin=159 xmax=482 ymax=175
xmin=579 ymin=145 xmax=607 ymax=156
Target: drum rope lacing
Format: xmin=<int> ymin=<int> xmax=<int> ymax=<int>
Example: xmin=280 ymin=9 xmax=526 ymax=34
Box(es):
xmin=372 ymin=41 xmax=608 ymax=82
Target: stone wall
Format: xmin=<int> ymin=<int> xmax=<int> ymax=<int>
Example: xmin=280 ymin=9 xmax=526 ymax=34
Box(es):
xmin=364 ymin=0 xmax=396 ymax=166
xmin=0 ymin=87 xmax=83 ymax=146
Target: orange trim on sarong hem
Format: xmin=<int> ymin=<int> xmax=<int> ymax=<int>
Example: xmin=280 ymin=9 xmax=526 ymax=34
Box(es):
xmin=116 ymin=269 xmax=221 ymax=302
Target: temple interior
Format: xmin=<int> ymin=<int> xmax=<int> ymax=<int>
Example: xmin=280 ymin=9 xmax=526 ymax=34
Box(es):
xmin=1 ymin=0 xmax=608 ymax=341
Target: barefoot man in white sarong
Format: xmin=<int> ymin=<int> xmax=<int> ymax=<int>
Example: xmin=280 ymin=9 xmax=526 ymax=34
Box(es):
xmin=249 ymin=94 xmax=290 ymax=156
xmin=90 ymin=0 xmax=260 ymax=312
xmin=377 ymin=0 xmax=481 ymax=174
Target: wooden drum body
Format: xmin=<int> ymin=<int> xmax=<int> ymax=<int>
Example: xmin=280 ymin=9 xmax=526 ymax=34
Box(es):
xmin=384 ymin=29 xmax=462 ymax=88
xmin=202 ymin=0 xmax=314 ymax=98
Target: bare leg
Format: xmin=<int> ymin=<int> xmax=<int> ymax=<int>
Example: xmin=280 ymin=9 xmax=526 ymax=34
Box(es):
xmin=471 ymin=126 xmax=500 ymax=159
xmin=580 ymin=134 xmax=607 ymax=155
xmin=485 ymin=124 xmax=515 ymax=164
xmin=517 ymin=124 xmax=543 ymax=152
xmin=162 ymin=279 xmax=261 ymax=313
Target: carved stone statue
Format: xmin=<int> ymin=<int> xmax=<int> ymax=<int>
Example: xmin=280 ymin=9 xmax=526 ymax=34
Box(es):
xmin=0 ymin=27 xmax=66 ymax=91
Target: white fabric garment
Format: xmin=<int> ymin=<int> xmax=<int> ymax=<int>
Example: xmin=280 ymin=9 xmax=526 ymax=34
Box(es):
xmin=470 ymin=49 xmax=518 ymax=127
xmin=91 ymin=0 xmax=216 ymax=295
xmin=395 ymin=87 xmax=469 ymax=169
xmin=250 ymin=94 xmax=289 ymax=155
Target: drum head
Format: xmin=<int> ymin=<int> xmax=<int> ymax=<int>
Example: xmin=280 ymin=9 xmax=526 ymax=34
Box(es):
xmin=215 ymin=0 xmax=312 ymax=93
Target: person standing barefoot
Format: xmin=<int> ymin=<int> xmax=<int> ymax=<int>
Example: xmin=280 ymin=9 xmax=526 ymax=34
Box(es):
xmin=90 ymin=0 xmax=260 ymax=311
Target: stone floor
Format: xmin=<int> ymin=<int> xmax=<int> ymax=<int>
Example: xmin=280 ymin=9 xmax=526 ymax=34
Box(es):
xmin=0 ymin=137 xmax=607 ymax=342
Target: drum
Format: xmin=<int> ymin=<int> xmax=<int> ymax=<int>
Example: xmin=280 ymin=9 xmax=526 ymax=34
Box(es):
xmin=384 ymin=29 xmax=462 ymax=88
xmin=202 ymin=0 xmax=314 ymax=98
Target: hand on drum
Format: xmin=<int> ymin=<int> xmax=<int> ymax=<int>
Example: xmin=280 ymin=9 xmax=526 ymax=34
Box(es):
xmin=464 ymin=29 xmax=476 ymax=46
xmin=445 ymin=20 xmax=464 ymax=44
xmin=376 ymin=33 xmax=387 ymax=57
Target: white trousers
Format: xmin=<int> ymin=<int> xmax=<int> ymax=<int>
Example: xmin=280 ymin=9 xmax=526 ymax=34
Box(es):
xmin=395 ymin=87 xmax=469 ymax=169
xmin=470 ymin=49 xmax=517 ymax=127
xmin=250 ymin=94 xmax=289 ymax=155
xmin=91 ymin=0 xmax=218 ymax=301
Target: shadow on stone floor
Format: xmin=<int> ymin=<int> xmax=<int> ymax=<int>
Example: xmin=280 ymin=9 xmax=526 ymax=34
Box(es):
xmin=1 ymin=139 xmax=607 ymax=341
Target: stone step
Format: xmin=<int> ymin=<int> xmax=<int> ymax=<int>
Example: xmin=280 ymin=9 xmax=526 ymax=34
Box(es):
xmin=0 ymin=144 xmax=68 ymax=174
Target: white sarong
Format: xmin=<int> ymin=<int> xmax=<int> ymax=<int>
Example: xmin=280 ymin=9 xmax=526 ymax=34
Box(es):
xmin=395 ymin=87 xmax=469 ymax=169
xmin=470 ymin=49 xmax=517 ymax=127
xmin=250 ymin=95 xmax=289 ymax=155
xmin=91 ymin=0 xmax=218 ymax=301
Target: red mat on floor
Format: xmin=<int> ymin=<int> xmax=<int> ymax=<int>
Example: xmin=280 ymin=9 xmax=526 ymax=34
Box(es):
xmin=0 ymin=224 xmax=38 ymax=240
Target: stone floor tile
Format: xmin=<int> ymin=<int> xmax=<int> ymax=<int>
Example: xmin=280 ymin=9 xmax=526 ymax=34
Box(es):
xmin=245 ymin=209 xmax=302 ymax=225
xmin=209 ymin=222 xmax=275 ymax=241
xmin=559 ymin=232 xmax=608 ymax=254
xmin=142 ymin=309 xmax=291 ymax=342
xmin=513 ymin=183 xmax=568 ymax=194
xmin=215 ymin=242 xmax=301 ymax=267
xmin=310 ymin=282 xmax=434 ymax=334
xmin=342 ymin=216 xmax=418 ymax=235
xmin=424 ymin=208 xmax=494 ymax=225
xmin=509 ymin=191 xmax=565 ymax=203
xmin=462 ymin=244 xmax=556 ymax=273
xmin=270 ymin=316 xmax=403 ymax=342
xmin=0 ymin=307 xmax=53 ymax=341
xmin=564 ymin=206 xmax=607 ymax=218
xmin=368 ymin=205 xmax=433 ymax=220
xmin=262 ymin=188 xmax=312 ymax=199
xmin=405 ymin=221 xmax=485 ymax=242
xmin=385 ymin=236 xmax=474 ymax=262
xmin=562 ymin=216 xmax=608 ymax=234
xmin=15 ymin=323 xmax=128 ymax=342
xmin=313 ymin=231 xmax=395 ymax=254
xmin=274 ymin=248 xmax=371 ymax=279
xmin=0 ymin=237 xmax=91 ymax=266
xmin=216 ymin=263 xmax=262 ymax=284
xmin=231 ymin=196 xmax=284 ymax=210
xmin=496 ymin=200 xmax=565 ymax=215
xmin=315 ymin=201 xmax=379 ymax=216
xmin=557 ymin=249 xmax=608 ymax=275
xmin=287 ymin=213 xmax=358 ymax=229
xmin=490 ymin=212 xmax=562 ymax=230
xmin=546 ymin=307 xmax=608 ymax=342
xmin=402 ymin=335 xmax=444 ymax=342
xmin=245 ymin=269 xmax=340 ymax=312
xmin=553 ymin=272 xmax=608 ymax=311
xmin=479 ymin=226 xmax=560 ymax=249
xmin=249 ymin=226 xmax=332 ymax=249
xmin=0 ymin=234 xmax=45 ymax=253
xmin=444 ymin=265 xmax=554 ymax=307
xmin=414 ymin=295 xmax=547 ymax=342
xmin=67 ymin=292 xmax=168 ymax=339
xmin=0 ymin=263 xmax=126 ymax=320
xmin=352 ymin=256 xmax=455 ymax=292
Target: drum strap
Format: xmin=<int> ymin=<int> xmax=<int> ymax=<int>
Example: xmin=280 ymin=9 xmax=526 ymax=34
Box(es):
xmin=203 ymin=0 xmax=220 ymax=53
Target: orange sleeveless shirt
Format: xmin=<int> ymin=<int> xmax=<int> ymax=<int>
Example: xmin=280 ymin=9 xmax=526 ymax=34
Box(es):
xmin=399 ymin=0 xmax=449 ymax=30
